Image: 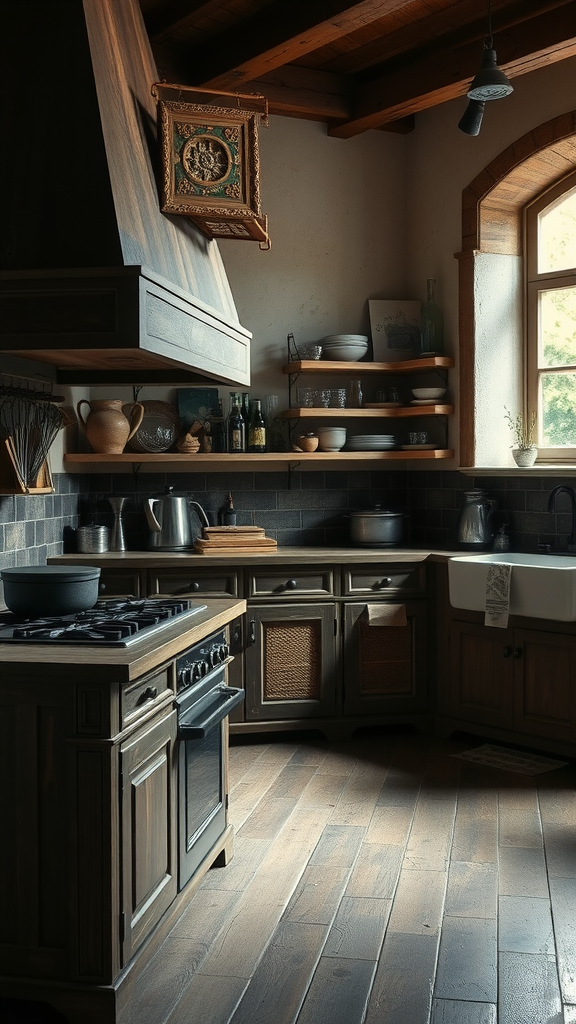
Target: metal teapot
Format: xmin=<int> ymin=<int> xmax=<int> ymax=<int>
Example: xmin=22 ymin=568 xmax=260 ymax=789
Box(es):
xmin=145 ymin=486 xmax=210 ymax=550
xmin=457 ymin=489 xmax=497 ymax=549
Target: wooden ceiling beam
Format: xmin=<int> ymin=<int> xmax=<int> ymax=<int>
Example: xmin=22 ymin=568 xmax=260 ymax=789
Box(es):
xmin=328 ymin=2 xmax=576 ymax=137
xmin=185 ymin=0 xmax=418 ymax=89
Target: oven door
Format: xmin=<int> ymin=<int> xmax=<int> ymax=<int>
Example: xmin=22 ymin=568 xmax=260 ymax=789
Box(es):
xmin=177 ymin=676 xmax=244 ymax=890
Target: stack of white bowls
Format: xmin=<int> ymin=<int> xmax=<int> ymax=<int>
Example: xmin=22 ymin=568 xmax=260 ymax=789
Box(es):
xmin=322 ymin=334 xmax=368 ymax=361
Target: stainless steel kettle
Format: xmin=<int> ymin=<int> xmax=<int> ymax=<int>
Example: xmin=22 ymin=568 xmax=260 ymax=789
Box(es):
xmin=145 ymin=486 xmax=210 ymax=550
xmin=457 ymin=488 xmax=497 ymax=548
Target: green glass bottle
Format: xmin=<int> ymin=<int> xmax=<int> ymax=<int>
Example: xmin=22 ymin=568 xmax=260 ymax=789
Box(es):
xmin=248 ymin=399 xmax=267 ymax=453
xmin=421 ymin=278 xmax=444 ymax=355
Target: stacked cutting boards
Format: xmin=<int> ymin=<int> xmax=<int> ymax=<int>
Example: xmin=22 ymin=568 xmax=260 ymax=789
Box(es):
xmin=194 ymin=525 xmax=278 ymax=554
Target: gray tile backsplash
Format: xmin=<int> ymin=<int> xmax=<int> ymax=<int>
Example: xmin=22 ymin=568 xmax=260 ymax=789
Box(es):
xmin=1 ymin=470 xmax=576 ymax=573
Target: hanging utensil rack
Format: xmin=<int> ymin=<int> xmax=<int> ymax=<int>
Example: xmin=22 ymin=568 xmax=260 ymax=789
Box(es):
xmin=0 ymin=374 xmax=66 ymax=494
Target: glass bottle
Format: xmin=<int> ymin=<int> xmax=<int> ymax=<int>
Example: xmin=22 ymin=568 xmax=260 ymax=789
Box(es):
xmin=248 ymin=399 xmax=267 ymax=453
xmin=421 ymin=278 xmax=444 ymax=355
xmin=348 ymin=379 xmax=363 ymax=408
xmin=210 ymin=399 xmax=225 ymax=453
xmin=241 ymin=392 xmax=251 ymax=424
xmin=227 ymin=393 xmax=245 ymax=453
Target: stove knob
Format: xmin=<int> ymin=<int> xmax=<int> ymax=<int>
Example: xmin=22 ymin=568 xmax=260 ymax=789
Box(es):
xmin=220 ymin=642 xmax=230 ymax=660
xmin=209 ymin=647 xmax=220 ymax=667
xmin=178 ymin=666 xmax=191 ymax=689
xmin=191 ymin=661 xmax=202 ymax=681
xmin=199 ymin=659 xmax=210 ymax=676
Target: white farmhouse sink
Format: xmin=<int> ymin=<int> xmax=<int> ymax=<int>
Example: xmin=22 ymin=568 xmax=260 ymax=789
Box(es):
xmin=448 ymin=552 xmax=576 ymax=621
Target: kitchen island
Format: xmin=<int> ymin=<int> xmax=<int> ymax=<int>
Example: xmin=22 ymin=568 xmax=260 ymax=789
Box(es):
xmin=0 ymin=597 xmax=245 ymax=1024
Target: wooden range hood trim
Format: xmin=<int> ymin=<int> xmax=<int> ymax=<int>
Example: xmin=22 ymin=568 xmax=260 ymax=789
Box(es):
xmin=0 ymin=265 xmax=251 ymax=387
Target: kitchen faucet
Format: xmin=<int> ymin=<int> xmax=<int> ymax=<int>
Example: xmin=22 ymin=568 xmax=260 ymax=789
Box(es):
xmin=547 ymin=485 xmax=576 ymax=552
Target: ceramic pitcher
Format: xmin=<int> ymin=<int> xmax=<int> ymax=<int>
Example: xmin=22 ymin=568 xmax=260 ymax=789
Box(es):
xmin=76 ymin=399 xmax=144 ymax=454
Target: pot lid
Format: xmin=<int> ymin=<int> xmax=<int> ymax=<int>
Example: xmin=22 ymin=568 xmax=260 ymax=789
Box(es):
xmin=350 ymin=508 xmax=406 ymax=517
xmin=1 ymin=566 xmax=101 ymax=583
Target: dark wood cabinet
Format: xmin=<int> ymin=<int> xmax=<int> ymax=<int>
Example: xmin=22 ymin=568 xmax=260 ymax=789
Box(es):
xmin=446 ymin=612 xmax=576 ymax=753
xmin=120 ymin=708 xmax=177 ymax=966
xmin=244 ymin=602 xmax=338 ymax=721
xmin=342 ymin=599 xmax=429 ymax=717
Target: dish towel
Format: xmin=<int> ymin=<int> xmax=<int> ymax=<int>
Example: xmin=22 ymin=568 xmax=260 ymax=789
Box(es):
xmin=365 ymin=603 xmax=407 ymax=627
xmin=485 ymin=563 xmax=512 ymax=628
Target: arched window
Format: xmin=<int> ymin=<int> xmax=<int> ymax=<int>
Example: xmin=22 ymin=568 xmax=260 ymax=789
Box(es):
xmin=459 ymin=111 xmax=576 ymax=469
xmin=526 ymin=171 xmax=576 ymax=462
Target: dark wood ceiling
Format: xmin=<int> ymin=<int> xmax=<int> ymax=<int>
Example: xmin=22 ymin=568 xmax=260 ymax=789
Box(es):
xmin=139 ymin=0 xmax=576 ymax=137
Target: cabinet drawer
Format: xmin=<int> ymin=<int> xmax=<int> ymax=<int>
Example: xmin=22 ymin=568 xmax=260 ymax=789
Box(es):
xmin=342 ymin=563 xmax=426 ymax=598
xmin=147 ymin=568 xmax=240 ymax=598
xmin=121 ymin=667 xmax=171 ymax=729
xmin=248 ymin=566 xmax=336 ymax=599
xmin=99 ymin=569 xmax=142 ymax=598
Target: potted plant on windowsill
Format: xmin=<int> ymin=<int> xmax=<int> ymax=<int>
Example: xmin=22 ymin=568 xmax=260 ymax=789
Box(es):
xmin=504 ymin=407 xmax=538 ymax=467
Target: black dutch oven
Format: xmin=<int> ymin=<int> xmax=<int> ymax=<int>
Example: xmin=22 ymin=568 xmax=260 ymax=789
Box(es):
xmin=349 ymin=507 xmax=408 ymax=547
xmin=1 ymin=565 xmax=101 ymax=617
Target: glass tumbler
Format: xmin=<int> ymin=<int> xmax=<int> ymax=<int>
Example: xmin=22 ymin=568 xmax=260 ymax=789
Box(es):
xmin=297 ymin=387 xmax=317 ymax=408
xmin=329 ymin=388 xmax=347 ymax=408
xmin=348 ymin=379 xmax=363 ymax=408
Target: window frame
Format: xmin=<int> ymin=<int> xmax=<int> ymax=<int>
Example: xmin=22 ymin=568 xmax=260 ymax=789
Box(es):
xmin=525 ymin=169 xmax=576 ymax=464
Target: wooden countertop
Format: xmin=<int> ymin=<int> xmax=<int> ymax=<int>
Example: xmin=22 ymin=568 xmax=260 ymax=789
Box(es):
xmin=0 ymin=597 xmax=246 ymax=680
xmin=48 ymin=547 xmax=458 ymax=567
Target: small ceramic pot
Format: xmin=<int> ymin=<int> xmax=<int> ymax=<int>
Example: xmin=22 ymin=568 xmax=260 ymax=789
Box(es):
xmin=298 ymin=435 xmax=319 ymax=452
xmin=512 ymin=446 xmax=537 ymax=467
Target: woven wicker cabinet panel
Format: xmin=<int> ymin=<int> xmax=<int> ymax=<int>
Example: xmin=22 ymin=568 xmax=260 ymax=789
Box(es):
xmin=244 ymin=603 xmax=338 ymax=720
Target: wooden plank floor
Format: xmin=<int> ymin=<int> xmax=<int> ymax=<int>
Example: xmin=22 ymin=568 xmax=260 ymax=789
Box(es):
xmin=127 ymin=728 xmax=576 ymax=1024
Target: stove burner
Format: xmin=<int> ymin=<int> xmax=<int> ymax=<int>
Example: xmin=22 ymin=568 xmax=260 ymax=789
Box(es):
xmin=0 ymin=598 xmax=208 ymax=647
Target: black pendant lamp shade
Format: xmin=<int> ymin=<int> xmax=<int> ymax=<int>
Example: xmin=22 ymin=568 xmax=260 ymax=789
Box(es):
xmin=458 ymin=1 xmax=513 ymax=135
xmin=467 ymin=46 xmax=514 ymax=101
xmin=458 ymin=100 xmax=486 ymax=137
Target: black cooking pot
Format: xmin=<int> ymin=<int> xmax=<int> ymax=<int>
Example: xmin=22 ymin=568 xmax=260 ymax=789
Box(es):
xmin=1 ymin=565 xmax=101 ymax=617
xmin=349 ymin=507 xmax=408 ymax=547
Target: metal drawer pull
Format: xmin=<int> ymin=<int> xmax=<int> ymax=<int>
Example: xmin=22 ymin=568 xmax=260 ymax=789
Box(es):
xmin=285 ymin=579 xmax=298 ymax=590
xmin=188 ymin=581 xmax=200 ymax=591
xmin=137 ymin=685 xmax=158 ymax=704
xmin=376 ymin=577 xmax=393 ymax=589
xmin=249 ymin=618 xmax=256 ymax=644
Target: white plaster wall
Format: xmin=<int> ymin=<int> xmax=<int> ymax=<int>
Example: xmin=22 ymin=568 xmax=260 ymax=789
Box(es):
xmin=217 ymin=56 xmax=576 ymax=464
xmin=218 ymin=116 xmax=408 ymax=400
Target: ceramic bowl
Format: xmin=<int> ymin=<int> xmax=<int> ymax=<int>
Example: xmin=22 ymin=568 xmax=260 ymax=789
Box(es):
xmin=316 ymin=426 xmax=347 ymax=451
xmin=324 ymin=334 xmax=369 ymax=344
xmin=322 ymin=342 xmax=368 ymax=362
xmin=411 ymin=387 xmax=446 ymax=400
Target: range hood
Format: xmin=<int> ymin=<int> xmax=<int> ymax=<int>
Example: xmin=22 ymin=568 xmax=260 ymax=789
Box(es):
xmin=0 ymin=0 xmax=251 ymax=387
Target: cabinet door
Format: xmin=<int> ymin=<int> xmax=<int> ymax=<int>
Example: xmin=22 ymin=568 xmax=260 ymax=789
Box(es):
xmin=449 ymin=619 xmax=514 ymax=727
xmin=120 ymin=709 xmax=177 ymax=966
xmin=342 ymin=600 xmax=429 ymax=715
xmin=514 ymin=628 xmax=576 ymax=743
xmin=244 ymin=603 xmax=338 ymax=720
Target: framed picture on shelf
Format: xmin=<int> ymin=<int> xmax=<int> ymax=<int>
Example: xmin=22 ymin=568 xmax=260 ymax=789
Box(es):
xmin=177 ymin=387 xmax=219 ymax=429
xmin=369 ymin=299 xmax=421 ymax=361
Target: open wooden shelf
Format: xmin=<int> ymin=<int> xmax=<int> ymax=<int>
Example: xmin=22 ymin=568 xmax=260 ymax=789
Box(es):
xmin=64 ymin=450 xmax=455 ymax=468
xmin=280 ymin=404 xmax=453 ymax=419
xmin=282 ymin=356 xmax=455 ymax=374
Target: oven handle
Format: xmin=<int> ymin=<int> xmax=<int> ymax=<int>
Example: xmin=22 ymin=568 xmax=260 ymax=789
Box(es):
xmin=177 ymin=685 xmax=245 ymax=738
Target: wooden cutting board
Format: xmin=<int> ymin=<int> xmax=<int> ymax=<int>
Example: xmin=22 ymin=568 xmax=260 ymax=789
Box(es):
xmin=194 ymin=541 xmax=278 ymax=554
xmin=195 ymin=536 xmax=277 ymax=550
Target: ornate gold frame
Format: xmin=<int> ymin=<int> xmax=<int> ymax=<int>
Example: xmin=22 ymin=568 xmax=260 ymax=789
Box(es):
xmin=158 ymin=100 xmax=269 ymax=245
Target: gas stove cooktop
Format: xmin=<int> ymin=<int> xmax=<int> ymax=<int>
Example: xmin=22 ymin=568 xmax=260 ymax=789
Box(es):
xmin=0 ymin=598 xmax=208 ymax=647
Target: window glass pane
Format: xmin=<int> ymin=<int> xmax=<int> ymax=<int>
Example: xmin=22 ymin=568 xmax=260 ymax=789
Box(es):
xmin=538 ymin=287 xmax=576 ymax=367
xmin=538 ymin=187 xmax=576 ymax=273
xmin=541 ymin=372 xmax=576 ymax=446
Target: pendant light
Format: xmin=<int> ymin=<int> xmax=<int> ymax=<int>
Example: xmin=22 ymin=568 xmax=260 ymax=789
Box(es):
xmin=458 ymin=1 xmax=513 ymax=135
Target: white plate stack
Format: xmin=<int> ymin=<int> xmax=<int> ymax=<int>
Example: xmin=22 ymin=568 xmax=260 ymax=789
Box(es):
xmin=345 ymin=434 xmax=397 ymax=451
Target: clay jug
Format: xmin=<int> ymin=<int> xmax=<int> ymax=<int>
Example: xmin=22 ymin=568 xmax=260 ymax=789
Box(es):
xmin=76 ymin=399 xmax=144 ymax=454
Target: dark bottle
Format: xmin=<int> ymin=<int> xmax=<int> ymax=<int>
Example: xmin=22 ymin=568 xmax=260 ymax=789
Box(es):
xmin=210 ymin=399 xmax=225 ymax=453
xmin=248 ymin=399 xmax=267 ymax=453
xmin=241 ymin=392 xmax=251 ymax=424
xmin=227 ymin=393 xmax=245 ymax=453
xmin=421 ymin=278 xmax=444 ymax=355
xmin=220 ymin=491 xmax=237 ymax=526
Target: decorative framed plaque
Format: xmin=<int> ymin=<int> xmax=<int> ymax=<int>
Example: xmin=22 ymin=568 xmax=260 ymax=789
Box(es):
xmin=158 ymin=100 xmax=269 ymax=246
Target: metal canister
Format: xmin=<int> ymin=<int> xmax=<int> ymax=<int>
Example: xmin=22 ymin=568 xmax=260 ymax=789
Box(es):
xmin=76 ymin=524 xmax=110 ymax=553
